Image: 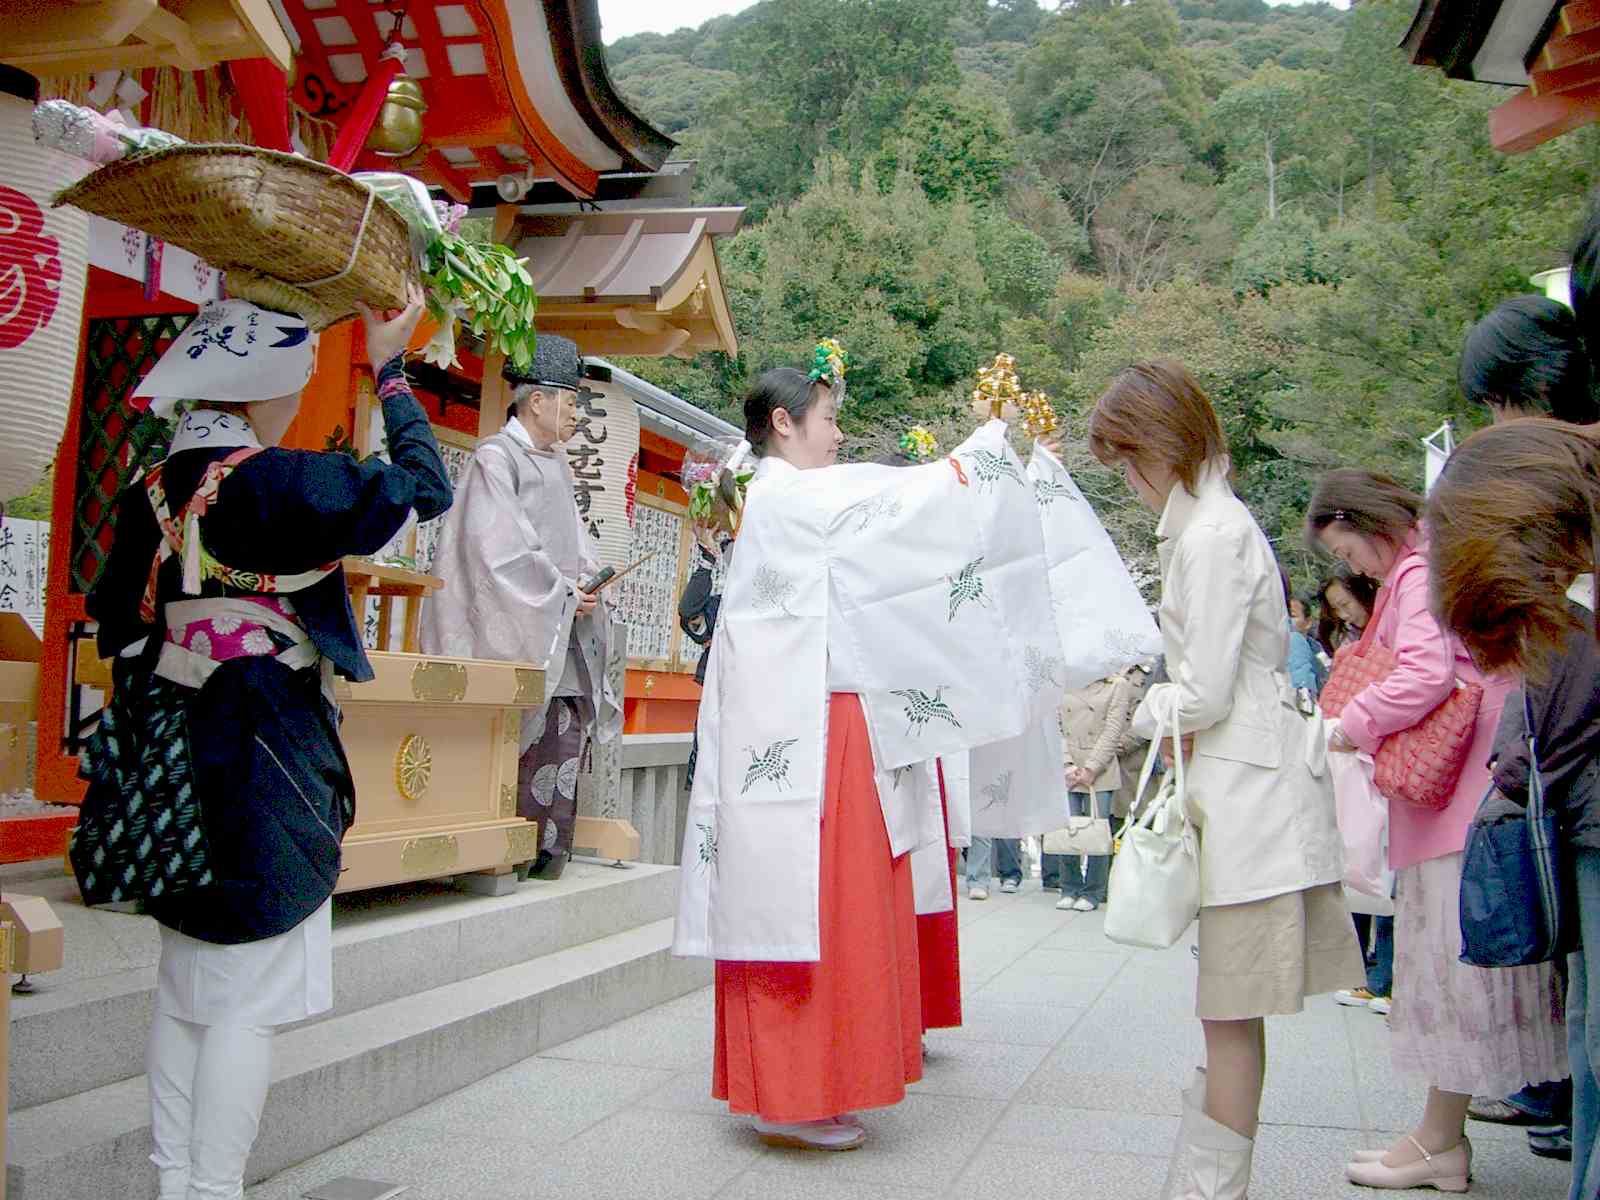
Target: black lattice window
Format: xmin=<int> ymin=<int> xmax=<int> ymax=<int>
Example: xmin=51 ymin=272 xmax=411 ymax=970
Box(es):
xmin=70 ymin=315 xmax=190 ymax=595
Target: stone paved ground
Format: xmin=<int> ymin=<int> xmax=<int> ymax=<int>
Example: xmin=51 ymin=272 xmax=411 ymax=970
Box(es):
xmin=246 ymin=877 xmax=1573 ymax=1200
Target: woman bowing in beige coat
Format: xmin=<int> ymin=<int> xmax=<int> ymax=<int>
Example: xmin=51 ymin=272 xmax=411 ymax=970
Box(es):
xmin=1089 ymin=360 xmax=1362 ymax=1200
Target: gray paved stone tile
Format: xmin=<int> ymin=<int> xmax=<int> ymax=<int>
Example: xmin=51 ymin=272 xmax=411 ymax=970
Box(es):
xmin=246 ymin=872 xmax=1581 ymax=1200
xmin=635 ymin=1068 xmax=734 ymax=1117
xmin=540 ymin=1005 xmax=714 ymax=1071
xmin=924 ymin=1001 xmax=1086 ymax=1048
xmin=245 ymin=1129 xmax=482 ymax=1200
xmin=384 ymin=1056 xmax=675 ymax=1140
xmin=953 ymin=1143 xmax=1169 ymax=1196
xmin=906 ymin=1036 xmax=1053 ymax=1100
xmin=988 ymin=1103 xmax=1180 ymax=1157
xmin=715 ymin=1172 xmax=939 ymax=1200
xmin=749 ymin=1094 xmax=1007 ymax=1192
xmin=970 ymin=964 xmax=1116 ymax=1008
xmin=460 ymin=1108 xmax=762 ymax=1200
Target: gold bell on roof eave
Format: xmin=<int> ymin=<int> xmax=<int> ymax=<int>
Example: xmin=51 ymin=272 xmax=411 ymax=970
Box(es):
xmin=367 ymin=74 xmax=428 ymax=158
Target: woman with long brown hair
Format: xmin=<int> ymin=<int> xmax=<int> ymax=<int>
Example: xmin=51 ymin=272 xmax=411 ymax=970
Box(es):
xmin=1430 ymin=419 xmax=1600 ymax=1200
xmin=1089 ymin=360 xmax=1358 ymax=1200
xmin=1308 ymin=468 xmax=1564 ymax=1192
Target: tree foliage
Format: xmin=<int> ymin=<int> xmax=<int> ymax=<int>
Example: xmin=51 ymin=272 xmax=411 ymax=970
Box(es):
xmin=604 ymin=0 xmax=1600 ymax=592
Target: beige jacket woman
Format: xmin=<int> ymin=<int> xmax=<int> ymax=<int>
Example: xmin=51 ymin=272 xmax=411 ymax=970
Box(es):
xmin=1059 ymin=673 xmax=1134 ymax=793
xmin=1131 ymin=463 xmax=1342 ymax=907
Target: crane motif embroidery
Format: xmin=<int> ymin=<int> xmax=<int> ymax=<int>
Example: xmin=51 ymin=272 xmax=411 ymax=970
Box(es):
xmin=1023 ymin=644 xmax=1066 ymax=694
xmin=695 ymin=822 xmax=718 ymax=872
xmin=979 ymin=769 xmax=1013 ymax=812
xmin=1034 ymin=477 xmax=1076 ymax=507
xmin=751 ymin=564 xmax=796 ymax=615
xmin=891 ymin=687 xmax=962 ymax=736
xmin=964 ymin=449 xmax=1025 ymax=491
xmin=1105 ymin=628 xmax=1147 ymax=661
xmin=850 ymin=491 xmax=902 ymax=533
xmin=741 ymin=739 xmax=799 ymax=794
xmin=946 ymin=557 xmax=990 ymax=621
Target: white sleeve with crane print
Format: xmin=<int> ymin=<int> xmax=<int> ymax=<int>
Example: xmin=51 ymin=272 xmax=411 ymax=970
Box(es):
xmin=674 ymin=423 xmax=1146 ymax=963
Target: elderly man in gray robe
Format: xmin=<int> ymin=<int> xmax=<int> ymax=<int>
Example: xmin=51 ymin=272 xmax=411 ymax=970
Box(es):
xmin=422 ymin=334 xmax=621 ymax=879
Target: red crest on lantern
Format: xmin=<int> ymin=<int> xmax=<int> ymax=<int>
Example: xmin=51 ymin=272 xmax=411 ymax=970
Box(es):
xmin=0 ymin=185 xmax=63 ymax=350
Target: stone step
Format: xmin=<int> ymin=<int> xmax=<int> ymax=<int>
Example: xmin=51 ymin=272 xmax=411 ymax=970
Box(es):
xmin=10 ymin=861 xmax=682 ymax=1110
xmin=6 ymin=915 xmax=710 ymax=1200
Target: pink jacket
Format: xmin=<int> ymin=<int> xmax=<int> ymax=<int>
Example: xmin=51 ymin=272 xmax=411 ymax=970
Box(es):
xmin=1339 ymin=534 xmax=1511 ymax=871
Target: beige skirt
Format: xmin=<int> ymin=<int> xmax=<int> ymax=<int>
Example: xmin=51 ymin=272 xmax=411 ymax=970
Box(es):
xmin=1196 ymin=883 xmax=1365 ymax=1020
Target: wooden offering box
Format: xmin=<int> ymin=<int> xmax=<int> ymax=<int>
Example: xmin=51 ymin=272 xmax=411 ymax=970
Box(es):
xmin=333 ymin=651 xmax=545 ymax=891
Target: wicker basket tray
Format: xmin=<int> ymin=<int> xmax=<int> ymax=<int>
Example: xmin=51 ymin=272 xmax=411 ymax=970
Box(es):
xmin=54 ymin=144 xmax=413 ymax=330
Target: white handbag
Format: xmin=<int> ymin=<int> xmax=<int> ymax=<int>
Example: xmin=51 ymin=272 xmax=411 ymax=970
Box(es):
xmin=1043 ymin=816 xmax=1113 ymax=856
xmin=1103 ymin=697 xmax=1201 ymax=950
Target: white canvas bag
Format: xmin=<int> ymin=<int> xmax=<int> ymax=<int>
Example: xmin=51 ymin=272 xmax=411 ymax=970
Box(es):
xmin=1104 ymin=696 xmax=1201 ymax=950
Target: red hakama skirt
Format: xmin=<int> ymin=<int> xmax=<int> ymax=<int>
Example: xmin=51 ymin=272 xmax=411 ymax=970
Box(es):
xmin=917 ymin=762 xmax=963 ymax=1031
xmin=712 ymin=693 xmax=923 ymax=1122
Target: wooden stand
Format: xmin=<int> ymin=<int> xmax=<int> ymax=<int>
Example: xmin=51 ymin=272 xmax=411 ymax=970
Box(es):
xmin=342 ymin=558 xmax=442 ymax=654
xmin=333 ymin=652 xmax=545 ymax=891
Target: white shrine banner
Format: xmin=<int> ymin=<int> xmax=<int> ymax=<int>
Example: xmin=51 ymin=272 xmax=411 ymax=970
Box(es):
xmin=568 ymin=377 xmax=640 ymax=570
xmin=88 ymin=215 xmax=225 ymax=305
xmin=1423 ymin=422 xmax=1454 ymax=496
xmin=0 ymin=517 xmax=49 ymax=634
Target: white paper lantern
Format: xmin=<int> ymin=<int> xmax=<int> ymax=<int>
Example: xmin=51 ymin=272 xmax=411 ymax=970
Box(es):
xmin=0 ymin=80 xmax=89 ymax=503
xmin=567 ymin=377 xmax=641 ymax=570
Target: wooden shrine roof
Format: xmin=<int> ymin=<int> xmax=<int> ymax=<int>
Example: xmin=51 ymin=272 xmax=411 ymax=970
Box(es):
xmin=281 ymin=0 xmax=673 ymax=200
xmin=513 ymin=208 xmax=745 ymax=358
xmin=1406 ymin=0 xmax=1600 ymax=151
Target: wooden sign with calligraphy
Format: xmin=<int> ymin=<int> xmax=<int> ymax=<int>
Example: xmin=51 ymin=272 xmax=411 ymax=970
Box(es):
xmin=566 ymin=379 xmax=640 ymax=572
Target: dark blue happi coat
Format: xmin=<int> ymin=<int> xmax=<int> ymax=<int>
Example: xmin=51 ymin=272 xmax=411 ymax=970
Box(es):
xmin=81 ymin=360 xmax=452 ymax=944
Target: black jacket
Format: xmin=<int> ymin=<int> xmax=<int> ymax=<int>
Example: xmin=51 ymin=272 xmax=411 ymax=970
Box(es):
xmin=89 ymin=368 xmax=452 ymax=680
xmin=85 ymin=365 xmax=451 ymax=942
xmin=678 ymin=549 xmax=720 ymax=687
xmin=1492 ymin=601 xmax=1600 ymax=850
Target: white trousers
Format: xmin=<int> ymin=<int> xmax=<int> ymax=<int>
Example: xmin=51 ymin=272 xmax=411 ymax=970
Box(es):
xmin=147 ymin=1010 xmax=273 ymax=1200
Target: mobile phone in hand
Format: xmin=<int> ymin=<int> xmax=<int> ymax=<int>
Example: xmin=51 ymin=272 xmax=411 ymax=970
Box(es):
xmin=580 ymin=566 xmax=617 ymax=594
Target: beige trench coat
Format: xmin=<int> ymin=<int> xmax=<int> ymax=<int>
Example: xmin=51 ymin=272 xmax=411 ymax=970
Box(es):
xmin=1059 ymin=674 xmax=1134 ymax=794
xmin=1132 ymin=462 xmax=1342 ymax=908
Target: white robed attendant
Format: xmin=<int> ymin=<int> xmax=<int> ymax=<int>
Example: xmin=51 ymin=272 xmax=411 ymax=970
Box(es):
xmin=673 ymin=352 xmax=1156 ymax=1152
xmin=421 ymin=334 xmax=621 ymax=876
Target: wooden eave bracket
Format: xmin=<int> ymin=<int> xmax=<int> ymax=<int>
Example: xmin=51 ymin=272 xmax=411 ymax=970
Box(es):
xmin=2 ymin=0 xmax=292 ymax=72
xmin=1489 ymin=82 xmax=1600 ymax=151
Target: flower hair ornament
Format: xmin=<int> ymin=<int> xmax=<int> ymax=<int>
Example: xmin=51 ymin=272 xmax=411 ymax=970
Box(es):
xmin=810 ymin=338 xmax=849 ymax=403
xmin=899 ymin=426 xmax=939 ymax=462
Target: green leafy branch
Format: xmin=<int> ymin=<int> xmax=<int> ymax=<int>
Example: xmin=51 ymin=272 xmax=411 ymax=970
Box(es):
xmin=422 ymin=232 xmax=539 ymax=371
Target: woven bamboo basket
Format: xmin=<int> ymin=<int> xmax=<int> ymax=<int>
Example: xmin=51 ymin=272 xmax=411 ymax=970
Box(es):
xmin=54 ymin=144 xmax=413 ymax=329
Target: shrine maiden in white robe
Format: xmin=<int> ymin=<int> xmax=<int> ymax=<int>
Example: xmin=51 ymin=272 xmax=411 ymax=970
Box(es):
xmin=675 ymin=423 xmax=1159 ymax=959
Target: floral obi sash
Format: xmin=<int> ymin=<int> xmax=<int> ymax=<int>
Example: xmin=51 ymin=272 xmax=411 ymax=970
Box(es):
xmin=139 ymin=447 xmax=338 ymax=624
xmin=158 ymin=595 xmax=320 ymax=689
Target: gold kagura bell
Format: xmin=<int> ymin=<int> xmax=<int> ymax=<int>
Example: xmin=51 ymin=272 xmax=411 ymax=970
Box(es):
xmin=367 ymin=74 xmax=428 ymax=158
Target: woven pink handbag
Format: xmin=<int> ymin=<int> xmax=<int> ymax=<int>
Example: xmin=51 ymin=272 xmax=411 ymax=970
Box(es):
xmin=1318 ymin=572 xmax=1483 ymax=811
xmin=1318 ymin=638 xmax=1397 ymax=719
xmin=1372 ymin=679 xmax=1483 ymax=811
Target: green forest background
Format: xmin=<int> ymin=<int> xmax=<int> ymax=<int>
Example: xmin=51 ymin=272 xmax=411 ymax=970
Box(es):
xmin=605 ymin=0 xmax=1600 ymax=588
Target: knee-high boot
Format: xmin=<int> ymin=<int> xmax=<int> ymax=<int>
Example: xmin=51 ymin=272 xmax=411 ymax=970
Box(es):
xmin=1163 ymin=1069 xmax=1255 ymax=1200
